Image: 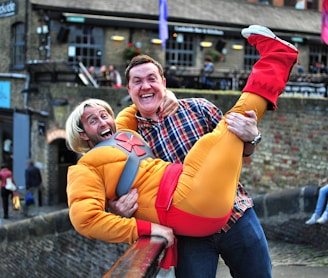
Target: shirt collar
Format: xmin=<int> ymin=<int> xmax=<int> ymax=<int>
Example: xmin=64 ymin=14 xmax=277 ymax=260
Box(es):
xmin=136 ymin=111 xmax=162 ymax=129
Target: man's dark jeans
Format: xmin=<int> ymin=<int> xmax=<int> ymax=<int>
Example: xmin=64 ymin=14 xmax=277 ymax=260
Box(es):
xmin=175 ymin=208 xmax=272 ymax=278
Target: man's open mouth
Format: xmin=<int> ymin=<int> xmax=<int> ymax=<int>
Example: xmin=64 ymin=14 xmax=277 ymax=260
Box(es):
xmin=140 ymin=93 xmax=154 ymax=99
xmin=101 ymin=128 xmax=113 ymax=137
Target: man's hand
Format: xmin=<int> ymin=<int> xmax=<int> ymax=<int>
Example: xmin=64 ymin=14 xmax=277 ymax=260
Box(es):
xmin=226 ymin=110 xmax=259 ymax=156
xmin=107 ymin=189 xmax=138 ymax=217
xmin=226 ymin=110 xmax=259 ymax=142
xmin=151 ymin=223 xmax=175 ymax=247
xmin=158 ymin=90 xmax=179 ymax=117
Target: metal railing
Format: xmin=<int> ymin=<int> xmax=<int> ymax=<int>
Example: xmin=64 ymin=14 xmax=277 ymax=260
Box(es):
xmin=103 ymin=236 xmax=167 ymax=278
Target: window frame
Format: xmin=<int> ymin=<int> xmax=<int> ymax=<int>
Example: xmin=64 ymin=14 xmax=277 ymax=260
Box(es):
xmin=165 ymin=33 xmax=197 ymax=67
xmin=67 ymin=25 xmax=104 ymax=68
xmin=12 ymin=22 xmax=26 ymax=70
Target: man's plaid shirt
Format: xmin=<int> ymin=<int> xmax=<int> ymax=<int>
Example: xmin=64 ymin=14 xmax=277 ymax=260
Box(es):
xmin=135 ymin=98 xmax=253 ymax=232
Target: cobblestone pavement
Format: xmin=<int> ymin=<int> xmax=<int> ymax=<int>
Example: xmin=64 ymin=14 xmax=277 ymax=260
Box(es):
xmin=216 ymin=240 xmax=328 ymax=277
xmin=268 ymin=240 xmax=328 ymax=267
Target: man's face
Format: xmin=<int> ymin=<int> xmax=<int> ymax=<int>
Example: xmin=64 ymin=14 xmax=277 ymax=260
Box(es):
xmin=127 ymin=62 xmax=166 ymax=119
xmin=79 ymin=105 xmax=116 ymax=148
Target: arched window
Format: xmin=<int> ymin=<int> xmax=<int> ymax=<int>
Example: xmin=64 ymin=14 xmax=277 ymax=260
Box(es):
xmin=12 ymin=22 xmax=25 ymax=70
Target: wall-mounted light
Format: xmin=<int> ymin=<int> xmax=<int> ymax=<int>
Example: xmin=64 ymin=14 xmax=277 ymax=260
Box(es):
xmin=111 ymin=35 xmax=125 ymax=41
xmin=200 ymin=41 xmax=213 ymax=48
xmin=232 ymin=44 xmax=243 ymax=50
xmin=151 ymin=38 xmax=162 ymax=45
xmin=176 ymin=33 xmax=184 ymax=43
xmin=291 ymin=37 xmax=303 ymax=43
xmin=36 ymin=25 xmax=49 ymax=34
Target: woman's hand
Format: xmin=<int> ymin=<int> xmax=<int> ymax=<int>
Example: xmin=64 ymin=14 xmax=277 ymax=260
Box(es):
xmin=151 ymin=223 xmax=175 ymax=247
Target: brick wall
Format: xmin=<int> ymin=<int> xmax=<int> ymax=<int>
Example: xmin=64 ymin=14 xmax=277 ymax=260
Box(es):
xmin=243 ymin=97 xmax=328 ymax=193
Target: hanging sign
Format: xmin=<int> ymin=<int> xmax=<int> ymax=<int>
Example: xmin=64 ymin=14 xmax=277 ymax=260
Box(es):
xmin=0 ymin=0 xmax=17 ymax=18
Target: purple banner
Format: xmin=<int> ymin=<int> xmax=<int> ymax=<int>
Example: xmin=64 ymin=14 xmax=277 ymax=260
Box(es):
xmin=159 ymin=0 xmax=168 ymax=48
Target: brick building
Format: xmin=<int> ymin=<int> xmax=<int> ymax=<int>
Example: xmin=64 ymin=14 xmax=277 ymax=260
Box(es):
xmin=0 ymin=0 xmax=326 ymax=206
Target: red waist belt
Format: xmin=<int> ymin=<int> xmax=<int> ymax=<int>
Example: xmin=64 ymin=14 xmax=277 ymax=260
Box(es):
xmin=155 ymin=164 xmax=232 ymax=268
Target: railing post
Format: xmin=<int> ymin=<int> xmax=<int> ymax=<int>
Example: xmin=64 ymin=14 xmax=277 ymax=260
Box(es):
xmin=103 ymin=236 xmax=167 ymax=278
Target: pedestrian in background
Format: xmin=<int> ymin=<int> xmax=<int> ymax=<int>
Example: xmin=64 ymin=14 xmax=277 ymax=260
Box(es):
xmin=306 ymin=177 xmax=328 ymax=224
xmin=0 ymin=163 xmax=15 ymax=219
xmin=108 ymin=65 xmax=122 ymax=88
xmin=200 ymin=56 xmax=215 ymax=89
xmin=24 ymin=159 xmax=42 ymax=216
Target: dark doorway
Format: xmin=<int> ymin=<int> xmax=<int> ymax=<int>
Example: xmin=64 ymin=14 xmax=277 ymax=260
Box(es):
xmin=57 ymin=139 xmax=77 ymax=204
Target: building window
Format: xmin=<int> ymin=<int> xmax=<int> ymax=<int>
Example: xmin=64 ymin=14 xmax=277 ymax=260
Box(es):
xmin=309 ymin=43 xmax=328 ymax=73
xmin=243 ymin=41 xmax=259 ymax=71
xmin=12 ymin=22 xmax=25 ymax=70
xmin=67 ymin=25 xmax=104 ymax=68
xmin=284 ymin=0 xmax=297 ymax=7
xmin=286 ymin=0 xmax=319 ymax=10
xmin=306 ymin=0 xmax=319 ymax=10
xmin=165 ymin=33 xmax=196 ymax=67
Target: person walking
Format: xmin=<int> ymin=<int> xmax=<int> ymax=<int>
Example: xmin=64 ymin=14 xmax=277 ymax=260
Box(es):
xmin=24 ymin=159 xmax=42 ymax=216
xmin=305 ymin=177 xmax=328 ymax=224
xmin=0 ymin=163 xmax=15 ymax=219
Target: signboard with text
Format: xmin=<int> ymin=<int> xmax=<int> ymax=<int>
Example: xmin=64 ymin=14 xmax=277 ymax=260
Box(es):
xmin=0 ymin=0 xmax=17 ymax=18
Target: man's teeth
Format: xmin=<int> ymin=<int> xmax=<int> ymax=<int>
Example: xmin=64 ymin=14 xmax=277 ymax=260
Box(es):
xmin=101 ymin=129 xmax=112 ymax=136
xmin=141 ymin=94 xmax=153 ymax=98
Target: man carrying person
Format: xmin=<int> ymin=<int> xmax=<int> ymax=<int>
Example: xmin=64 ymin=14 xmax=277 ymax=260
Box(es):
xmin=66 ymin=25 xmax=298 ymax=276
xmin=111 ymin=25 xmax=298 ymax=277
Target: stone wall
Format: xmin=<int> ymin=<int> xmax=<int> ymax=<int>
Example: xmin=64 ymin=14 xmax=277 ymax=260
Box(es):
xmin=0 ymin=209 xmax=128 ymax=277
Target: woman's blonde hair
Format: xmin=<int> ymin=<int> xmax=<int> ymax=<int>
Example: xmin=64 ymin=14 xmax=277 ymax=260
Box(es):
xmin=65 ymin=98 xmax=115 ymax=154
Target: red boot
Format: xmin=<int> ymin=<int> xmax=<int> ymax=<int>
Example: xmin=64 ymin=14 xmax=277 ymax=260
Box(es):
xmin=241 ymin=25 xmax=299 ymax=110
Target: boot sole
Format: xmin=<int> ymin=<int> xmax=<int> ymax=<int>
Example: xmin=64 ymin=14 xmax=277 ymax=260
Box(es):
xmin=241 ymin=25 xmax=298 ymax=52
